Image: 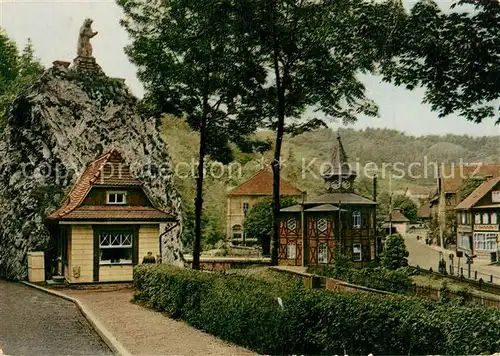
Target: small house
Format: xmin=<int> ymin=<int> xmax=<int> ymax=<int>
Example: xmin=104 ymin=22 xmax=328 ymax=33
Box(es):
xmin=384 ymin=209 xmax=410 ymax=235
xmin=278 ymin=133 xmax=377 ymax=267
xmin=46 ymin=149 xmax=176 ymax=283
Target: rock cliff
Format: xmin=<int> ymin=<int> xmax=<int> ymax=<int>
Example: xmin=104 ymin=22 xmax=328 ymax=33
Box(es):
xmin=0 ymin=60 xmax=183 ymax=280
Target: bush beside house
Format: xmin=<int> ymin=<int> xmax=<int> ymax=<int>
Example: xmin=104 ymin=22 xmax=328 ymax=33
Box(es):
xmin=134 ymin=264 xmax=500 ymax=355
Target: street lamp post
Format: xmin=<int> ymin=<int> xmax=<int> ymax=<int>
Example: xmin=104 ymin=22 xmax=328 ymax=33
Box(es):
xmin=243 ymin=204 xmax=248 ymax=246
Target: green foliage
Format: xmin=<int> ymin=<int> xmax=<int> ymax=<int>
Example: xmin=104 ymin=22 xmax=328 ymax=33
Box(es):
xmin=118 ymin=0 xmax=268 ymax=163
xmin=393 ymin=194 xmax=418 ymax=222
xmin=308 ymin=265 xmax=414 ymax=294
xmin=377 ymin=193 xmax=418 ymax=222
xmin=381 ymin=234 xmax=409 ymax=269
xmin=380 ymin=0 xmax=500 ymax=123
xmin=0 ymin=33 xmax=43 ymax=132
xmin=134 ymin=264 xmax=500 ymax=355
xmin=244 ymin=196 xmax=297 ymax=242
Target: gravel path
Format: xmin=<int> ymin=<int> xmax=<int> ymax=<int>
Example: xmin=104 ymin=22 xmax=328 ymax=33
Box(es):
xmin=0 ymin=281 xmax=111 ymax=356
xmin=63 ymin=286 xmax=254 ymax=356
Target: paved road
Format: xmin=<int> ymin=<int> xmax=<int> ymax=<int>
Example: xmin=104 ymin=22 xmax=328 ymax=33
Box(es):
xmin=0 ymin=281 xmax=111 ymax=356
xmin=404 ymin=232 xmax=500 ymax=282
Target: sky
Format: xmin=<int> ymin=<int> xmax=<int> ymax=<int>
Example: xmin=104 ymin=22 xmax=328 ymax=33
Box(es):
xmin=1 ymin=0 xmax=499 ymax=138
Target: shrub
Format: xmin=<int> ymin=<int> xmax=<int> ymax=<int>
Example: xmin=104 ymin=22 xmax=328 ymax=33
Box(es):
xmin=134 ymin=264 xmax=500 ymax=355
xmin=381 ymin=234 xmax=409 ymax=269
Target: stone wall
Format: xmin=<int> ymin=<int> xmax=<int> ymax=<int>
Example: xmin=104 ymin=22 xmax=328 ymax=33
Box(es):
xmin=0 ymin=61 xmax=183 ymax=280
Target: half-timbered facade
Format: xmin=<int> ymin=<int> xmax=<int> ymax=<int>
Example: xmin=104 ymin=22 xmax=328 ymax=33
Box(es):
xmin=278 ymin=133 xmax=377 ymax=267
xmin=46 ymin=149 xmax=176 ymax=283
xmin=455 ymin=176 xmax=500 ymax=262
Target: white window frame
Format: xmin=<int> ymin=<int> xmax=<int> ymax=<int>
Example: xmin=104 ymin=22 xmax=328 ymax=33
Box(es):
xmin=475 ymin=213 xmax=481 ymax=224
xmin=353 ymin=211 xmax=361 ymax=229
xmin=106 ymin=191 xmax=127 ymax=205
xmin=317 ymin=243 xmax=328 ymax=264
xmin=491 ymin=213 xmax=497 ymax=225
xmin=482 ymin=213 xmax=489 ymax=224
xmin=317 ymin=218 xmax=328 ymax=233
xmin=459 ymin=235 xmax=471 ymax=250
xmin=287 ymin=243 xmax=297 ymax=259
xmin=473 ymin=232 xmax=498 ymax=251
xmin=352 ymin=243 xmax=362 ymax=262
xmin=99 ymin=231 xmax=133 ymax=265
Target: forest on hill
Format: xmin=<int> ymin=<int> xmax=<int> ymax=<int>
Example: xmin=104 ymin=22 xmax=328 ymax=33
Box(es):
xmin=161 ymin=115 xmax=500 ymax=248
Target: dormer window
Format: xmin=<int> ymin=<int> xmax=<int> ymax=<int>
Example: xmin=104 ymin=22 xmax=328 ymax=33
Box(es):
xmin=107 ymin=191 xmax=127 ymax=205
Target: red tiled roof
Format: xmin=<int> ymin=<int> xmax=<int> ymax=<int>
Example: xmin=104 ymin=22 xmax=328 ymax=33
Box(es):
xmin=386 ymin=209 xmax=409 ymax=222
xmin=441 ymin=164 xmax=500 ymax=193
xmin=48 ymin=149 xmax=171 ymax=221
xmin=455 ymin=176 xmax=500 ymax=210
xmin=58 ymin=206 xmax=173 ymax=221
xmin=228 ymin=170 xmax=302 ymax=196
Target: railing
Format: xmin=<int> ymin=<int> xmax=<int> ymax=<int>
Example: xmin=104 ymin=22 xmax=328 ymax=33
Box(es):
xmin=413 ymin=284 xmax=500 ymax=308
xmin=274 ymin=267 xmax=500 ymax=308
xmin=411 ymin=265 xmax=500 ymax=295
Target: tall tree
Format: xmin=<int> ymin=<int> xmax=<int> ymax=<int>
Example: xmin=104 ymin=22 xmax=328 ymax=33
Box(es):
xmin=118 ymin=0 xmax=269 ymax=269
xmin=380 ymin=0 xmax=500 ymax=123
xmin=0 ymin=34 xmax=43 ymax=131
xmin=240 ymin=0 xmax=404 ymax=264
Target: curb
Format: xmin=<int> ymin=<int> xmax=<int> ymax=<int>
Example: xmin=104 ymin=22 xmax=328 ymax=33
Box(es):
xmin=21 ymin=281 xmax=132 ymax=356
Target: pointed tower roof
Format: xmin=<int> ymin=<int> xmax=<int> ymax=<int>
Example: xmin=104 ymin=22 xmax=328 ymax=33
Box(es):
xmin=322 ymin=131 xmax=357 ymax=179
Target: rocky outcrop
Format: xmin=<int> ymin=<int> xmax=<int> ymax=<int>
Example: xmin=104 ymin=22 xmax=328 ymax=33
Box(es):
xmin=0 ymin=60 xmax=183 ymax=280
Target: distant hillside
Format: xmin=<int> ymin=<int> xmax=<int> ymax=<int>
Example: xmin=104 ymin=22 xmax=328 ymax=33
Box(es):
xmin=161 ymin=115 xmax=500 ymax=248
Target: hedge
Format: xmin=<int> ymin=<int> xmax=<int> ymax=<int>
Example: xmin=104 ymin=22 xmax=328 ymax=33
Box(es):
xmin=307 ymin=265 xmax=414 ymax=294
xmin=134 ymin=264 xmax=500 ymax=355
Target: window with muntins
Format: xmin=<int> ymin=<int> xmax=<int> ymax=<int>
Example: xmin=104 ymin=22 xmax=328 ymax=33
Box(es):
xmin=107 ymin=191 xmax=127 ymax=205
xmin=353 ymin=211 xmax=361 ymax=228
xmin=317 ymin=244 xmax=328 ymax=264
xmin=99 ymin=231 xmax=133 ymax=264
xmin=475 ymin=213 xmax=481 ymax=224
xmin=491 ymin=213 xmax=498 ymax=225
xmin=287 ymin=243 xmax=297 ymax=259
xmin=473 ymin=232 xmax=497 ymax=251
xmin=352 ymin=243 xmax=362 ymax=261
xmin=482 ymin=213 xmax=489 ymax=224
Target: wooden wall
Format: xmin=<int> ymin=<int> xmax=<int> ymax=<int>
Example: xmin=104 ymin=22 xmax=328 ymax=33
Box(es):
xmin=66 ymin=224 xmax=160 ymax=283
xmin=68 ymin=225 xmax=94 ymax=283
xmin=138 ymin=225 xmax=160 ymax=262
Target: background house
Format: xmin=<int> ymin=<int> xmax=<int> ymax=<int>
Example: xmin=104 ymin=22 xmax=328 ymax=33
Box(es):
xmin=226 ymin=170 xmax=303 ymax=245
xmin=455 ymin=176 xmax=500 ymax=262
xmin=417 ymin=202 xmax=431 ymax=225
xmin=384 ymin=209 xmax=410 ymax=234
xmin=405 ymin=186 xmax=432 ymax=207
xmin=429 ymin=164 xmax=500 ymax=246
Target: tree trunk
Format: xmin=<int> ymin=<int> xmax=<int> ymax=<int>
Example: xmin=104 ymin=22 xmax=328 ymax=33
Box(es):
xmin=270 ymin=0 xmax=285 ymax=265
xmin=193 ymin=102 xmax=209 ymax=270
